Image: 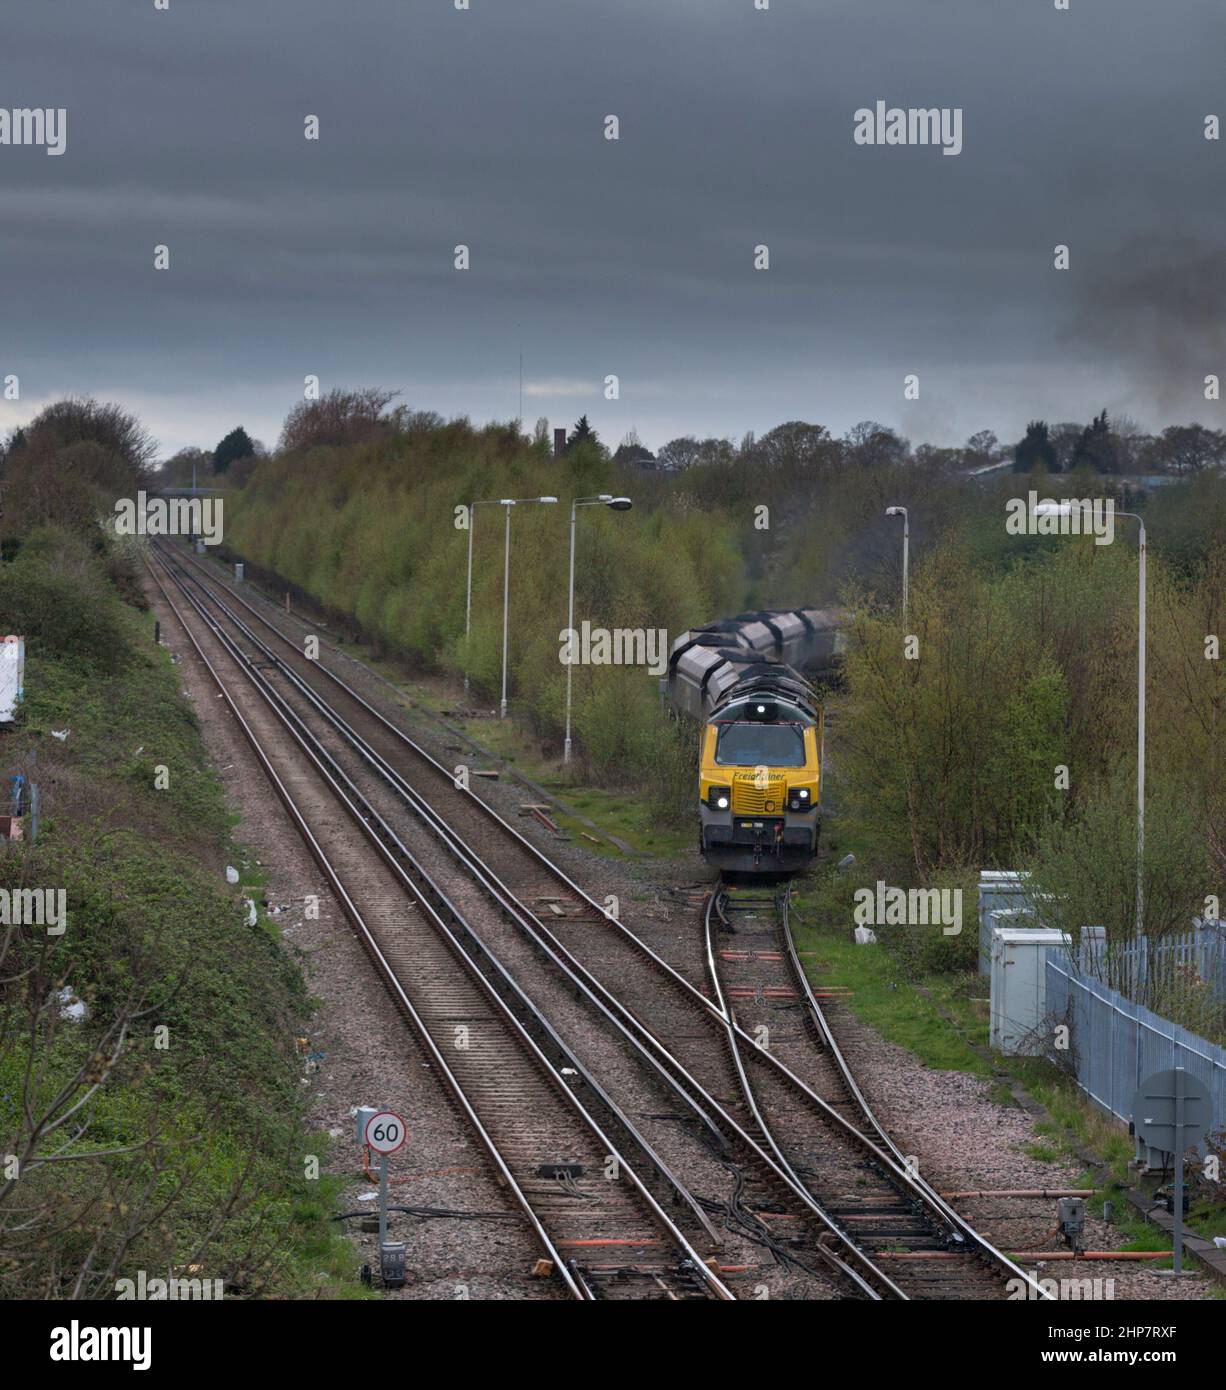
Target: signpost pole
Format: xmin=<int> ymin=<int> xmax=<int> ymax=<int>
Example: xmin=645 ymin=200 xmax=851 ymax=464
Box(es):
xmin=378 ymin=1145 xmax=386 ymax=1256
xmin=361 ymin=1108 xmax=408 ymax=1289
xmin=1132 ymin=1066 xmax=1207 ymax=1279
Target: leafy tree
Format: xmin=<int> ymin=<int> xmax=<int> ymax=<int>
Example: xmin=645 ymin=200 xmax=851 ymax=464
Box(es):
xmin=19 ymin=398 xmax=156 ymax=478
xmin=613 ymin=429 xmax=655 ymax=468
xmin=1071 ymin=410 xmax=1120 ymax=474
xmin=1025 ymin=774 xmax=1210 ymax=995
xmin=0 ymin=398 xmax=154 ymax=536
xmin=158 ymin=448 xmax=212 ymax=489
xmin=566 ymin=415 xmax=599 ymax=451
xmin=1111 ymin=414 xmax=1152 ymax=473
xmin=752 ymin=421 xmax=831 ymax=469
xmin=655 ymin=436 xmax=701 ymax=471
xmin=279 ymin=387 xmax=402 ymax=452
xmin=844 ymin=421 xmax=909 ymax=469
xmin=1 ymin=427 xmax=27 ymax=463
xmin=965 ymin=429 xmax=999 ymax=468
xmin=1014 ymin=420 xmax=1056 ymax=472
xmin=913 ymin=443 xmax=964 ymax=472
xmin=840 ymin=551 xmax=1070 ymax=876
xmin=1153 ymin=423 xmax=1226 ymax=475
xmin=657 ymin=436 xmax=738 ymax=471
xmin=212 ymin=426 xmax=255 ymax=474
xmin=1046 ymin=423 xmax=1084 ymax=473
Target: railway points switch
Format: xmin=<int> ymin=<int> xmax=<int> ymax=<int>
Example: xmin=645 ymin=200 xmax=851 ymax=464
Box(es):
xmin=537 ymin=1162 xmax=584 ymax=1180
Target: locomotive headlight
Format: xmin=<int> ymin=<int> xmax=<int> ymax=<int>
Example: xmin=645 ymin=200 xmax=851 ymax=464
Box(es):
xmin=747 ymin=700 xmax=777 ymax=721
xmin=787 ymin=787 xmax=813 ymax=812
xmin=707 ymin=786 xmax=731 ymax=811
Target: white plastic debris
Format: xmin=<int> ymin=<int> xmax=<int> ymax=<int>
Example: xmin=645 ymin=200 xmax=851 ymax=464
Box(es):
xmin=225 ymin=865 xmax=239 ymax=884
xmin=854 ymin=925 xmax=878 ymax=945
xmin=356 ymin=1191 xmax=378 ymax=1202
xmin=243 ymin=897 xmax=257 ymax=926
xmin=56 ymin=987 xmax=87 ymax=1022
xmin=1214 ymin=1237 xmax=1226 ymax=1250
xmin=51 ymin=729 xmax=70 ymax=741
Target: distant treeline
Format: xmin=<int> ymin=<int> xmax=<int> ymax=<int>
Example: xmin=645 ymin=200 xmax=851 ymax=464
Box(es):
xmin=4 ymin=391 xmax=1225 ymax=950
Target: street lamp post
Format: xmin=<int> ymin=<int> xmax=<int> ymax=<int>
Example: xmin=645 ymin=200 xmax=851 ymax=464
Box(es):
xmin=1033 ymin=502 xmax=1147 ymax=940
xmin=465 ymin=496 xmax=557 ymax=711
xmin=499 ymin=500 xmax=513 ymax=719
xmin=885 ymin=506 xmax=909 ymax=621
xmin=464 ymin=499 xmax=499 ymax=695
xmin=564 ymin=494 xmax=633 ymax=764
xmin=1124 ymin=511 xmax=1147 ymax=941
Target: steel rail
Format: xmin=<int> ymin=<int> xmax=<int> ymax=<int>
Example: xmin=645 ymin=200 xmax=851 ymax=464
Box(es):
xmin=709 ymin=880 xmax=1054 ymax=1299
xmin=702 ymin=889 xmax=910 ymax=1298
xmin=160 ymin=548 xmax=734 ymax=1193
xmin=160 ymin=544 xmax=893 ymax=1296
xmin=164 ymin=541 xmax=1048 ymax=1298
xmin=773 ymin=883 xmax=1048 ymax=1289
xmin=159 ymin=542 xmax=906 ymax=1289
xmin=148 ymin=549 xmax=733 ymax=1301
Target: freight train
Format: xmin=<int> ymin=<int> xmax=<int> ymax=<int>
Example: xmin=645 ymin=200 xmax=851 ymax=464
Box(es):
xmin=667 ymin=610 xmax=844 ymax=875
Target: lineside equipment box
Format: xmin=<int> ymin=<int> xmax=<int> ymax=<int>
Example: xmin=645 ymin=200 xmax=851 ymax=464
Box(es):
xmin=990 ymin=927 xmax=1068 ymax=1055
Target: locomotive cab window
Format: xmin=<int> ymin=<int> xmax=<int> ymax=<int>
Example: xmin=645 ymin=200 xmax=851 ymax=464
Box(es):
xmin=715 ymin=722 xmax=806 ymax=768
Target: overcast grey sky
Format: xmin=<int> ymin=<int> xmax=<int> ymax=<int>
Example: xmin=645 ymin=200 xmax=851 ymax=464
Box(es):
xmin=1 ymin=0 xmax=1222 ymax=458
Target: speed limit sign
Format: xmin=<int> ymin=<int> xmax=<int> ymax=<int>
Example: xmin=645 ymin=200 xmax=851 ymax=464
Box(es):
xmin=364 ymin=1110 xmax=407 ymax=1155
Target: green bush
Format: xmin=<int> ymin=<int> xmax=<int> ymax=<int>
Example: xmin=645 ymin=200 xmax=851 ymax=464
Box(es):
xmin=0 ymin=524 xmax=334 ymax=1299
xmin=0 ymin=529 xmax=128 ymax=672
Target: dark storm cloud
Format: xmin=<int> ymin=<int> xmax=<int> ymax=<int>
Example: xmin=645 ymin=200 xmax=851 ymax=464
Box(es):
xmin=0 ymin=0 xmax=1222 ymax=455
xmin=1065 ymin=236 xmax=1226 ymax=412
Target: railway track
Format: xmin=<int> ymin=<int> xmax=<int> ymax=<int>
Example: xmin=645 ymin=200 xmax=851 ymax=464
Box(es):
xmin=707 ymin=882 xmax=1051 ymax=1298
xmin=146 ymin=546 xmax=733 ymax=1302
xmin=152 ymin=544 xmax=869 ymax=1299
xmin=154 ymin=541 xmax=1050 ymax=1301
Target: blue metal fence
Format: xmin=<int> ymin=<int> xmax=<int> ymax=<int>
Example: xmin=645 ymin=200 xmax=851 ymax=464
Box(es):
xmin=1046 ymin=951 xmax=1226 ymax=1152
xmin=1113 ymin=921 xmax=1226 ymax=1004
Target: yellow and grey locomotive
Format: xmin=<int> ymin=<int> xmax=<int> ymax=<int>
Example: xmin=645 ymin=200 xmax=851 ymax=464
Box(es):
xmin=668 ymin=610 xmax=842 ymax=875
